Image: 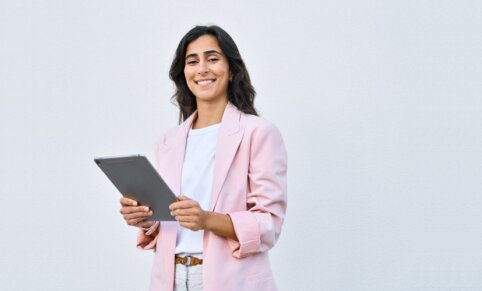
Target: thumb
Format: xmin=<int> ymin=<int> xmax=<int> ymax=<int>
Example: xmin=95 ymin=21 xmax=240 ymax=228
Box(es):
xmin=177 ymin=194 xmax=192 ymax=201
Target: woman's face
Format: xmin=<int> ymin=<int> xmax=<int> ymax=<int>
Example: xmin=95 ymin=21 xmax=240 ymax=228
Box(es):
xmin=184 ymin=35 xmax=231 ymax=105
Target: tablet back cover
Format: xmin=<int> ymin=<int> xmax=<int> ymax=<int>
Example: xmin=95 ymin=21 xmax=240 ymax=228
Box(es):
xmin=95 ymin=155 xmax=176 ymax=221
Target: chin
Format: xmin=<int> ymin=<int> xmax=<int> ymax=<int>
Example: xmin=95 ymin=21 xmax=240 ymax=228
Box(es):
xmin=196 ymin=97 xmax=217 ymax=103
xmin=195 ymin=92 xmax=218 ymax=101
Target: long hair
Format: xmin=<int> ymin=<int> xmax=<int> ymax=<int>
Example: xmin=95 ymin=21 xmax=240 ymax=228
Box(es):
xmin=169 ymin=25 xmax=258 ymax=122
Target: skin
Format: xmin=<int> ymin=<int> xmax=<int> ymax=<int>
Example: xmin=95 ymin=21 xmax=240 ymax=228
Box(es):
xmin=119 ymin=35 xmax=238 ymax=241
xmin=184 ymin=34 xmax=232 ymax=129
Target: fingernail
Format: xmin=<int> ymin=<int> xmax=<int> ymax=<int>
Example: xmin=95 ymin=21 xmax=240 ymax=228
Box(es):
xmin=144 ymin=207 xmax=149 ymax=212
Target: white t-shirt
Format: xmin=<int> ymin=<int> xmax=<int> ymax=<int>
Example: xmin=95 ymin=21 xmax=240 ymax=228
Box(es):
xmin=175 ymin=123 xmax=220 ymax=255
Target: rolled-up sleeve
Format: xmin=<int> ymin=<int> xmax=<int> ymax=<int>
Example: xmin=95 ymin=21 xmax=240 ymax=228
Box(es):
xmin=136 ymin=221 xmax=160 ymax=250
xmin=227 ymin=122 xmax=288 ymax=258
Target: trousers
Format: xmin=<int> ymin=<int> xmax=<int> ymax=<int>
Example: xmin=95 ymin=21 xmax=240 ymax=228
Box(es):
xmin=174 ymin=263 xmax=203 ymax=291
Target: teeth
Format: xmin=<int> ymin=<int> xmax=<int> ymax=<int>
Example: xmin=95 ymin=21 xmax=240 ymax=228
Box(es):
xmin=197 ymin=79 xmax=214 ymax=85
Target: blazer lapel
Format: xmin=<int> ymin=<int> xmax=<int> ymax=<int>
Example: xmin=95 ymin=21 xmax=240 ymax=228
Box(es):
xmin=161 ymin=112 xmax=197 ymax=196
xmin=210 ymin=103 xmax=244 ymax=210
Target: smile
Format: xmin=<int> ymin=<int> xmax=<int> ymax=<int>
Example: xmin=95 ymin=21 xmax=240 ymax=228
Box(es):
xmin=195 ymin=79 xmax=215 ymax=85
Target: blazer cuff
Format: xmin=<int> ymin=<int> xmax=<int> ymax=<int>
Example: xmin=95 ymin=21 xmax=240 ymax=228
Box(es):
xmin=227 ymin=211 xmax=260 ymax=258
xmin=136 ymin=222 xmax=159 ymax=250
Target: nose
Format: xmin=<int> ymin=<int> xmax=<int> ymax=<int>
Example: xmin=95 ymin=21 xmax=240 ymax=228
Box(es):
xmin=197 ymin=60 xmax=209 ymax=74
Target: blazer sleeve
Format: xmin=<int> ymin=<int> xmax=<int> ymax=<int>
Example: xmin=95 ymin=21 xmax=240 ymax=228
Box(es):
xmin=227 ymin=122 xmax=288 ymax=258
xmin=136 ymin=221 xmax=160 ymax=250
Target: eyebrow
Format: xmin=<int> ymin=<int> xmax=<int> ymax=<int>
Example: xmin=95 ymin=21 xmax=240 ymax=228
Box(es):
xmin=185 ymin=50 xmax=223 ymax=60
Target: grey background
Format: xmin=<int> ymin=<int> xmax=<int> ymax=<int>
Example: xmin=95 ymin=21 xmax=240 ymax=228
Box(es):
xmin=1 ymin=0 xmax=481 ymax=290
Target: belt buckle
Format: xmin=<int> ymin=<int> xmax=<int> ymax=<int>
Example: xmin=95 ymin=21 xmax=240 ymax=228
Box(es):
xmin=185 ymin=255 xmax=192 ymax=266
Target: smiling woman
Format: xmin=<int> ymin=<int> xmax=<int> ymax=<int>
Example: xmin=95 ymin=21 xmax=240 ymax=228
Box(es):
xmin=169 ymin=25 xmax=258 ymax=123
xmin=118 ymin=25 xmax=287 ymax=291
xmin=183 ymin=35 xmax=232 ymax=117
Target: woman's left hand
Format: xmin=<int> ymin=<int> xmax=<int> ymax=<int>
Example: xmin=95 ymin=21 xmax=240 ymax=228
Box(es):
xmin=169 ymin=195 xmax=208 ymax=231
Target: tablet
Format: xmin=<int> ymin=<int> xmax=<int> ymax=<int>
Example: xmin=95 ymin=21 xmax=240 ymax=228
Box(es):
xmin=94 ymin=155 xmax=177 ymax=221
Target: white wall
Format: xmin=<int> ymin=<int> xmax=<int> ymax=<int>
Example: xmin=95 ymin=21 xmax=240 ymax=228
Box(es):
xmin=1 ymin=0 xmax=481 ymax=290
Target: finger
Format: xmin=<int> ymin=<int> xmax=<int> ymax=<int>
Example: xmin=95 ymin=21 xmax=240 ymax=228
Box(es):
xmin=171 ymin=207 xmax=202 ymax=217
xmin=120 ymin=206 xmax=150 ymax=215
xmin=169 ymin=200 xmax=197 ymax=210
xmin=120 ymin=197 xmax=138 ymax=206
xmin=174 ymin=215 xmax=197 ymax=223
xmin=120 ymin=197 xmax=137 ymax=206
xmin=176 ymin=216 xmax=199 ymax=225
xmin=127 ymin=216 xmax=149 ymax=226
xmin=177 ymin=195 xmax=192 ymax=201
xmin=124 ymin=210 xmax=153 ymax=221
xmin=137 ymin=221 xmax=155 ymax=228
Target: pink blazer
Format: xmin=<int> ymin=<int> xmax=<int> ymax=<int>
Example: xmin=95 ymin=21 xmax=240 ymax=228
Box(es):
xmin=136 ymin=103 xmax=288 ymax=291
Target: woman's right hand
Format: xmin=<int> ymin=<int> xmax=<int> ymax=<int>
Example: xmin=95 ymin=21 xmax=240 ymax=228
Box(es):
xmin=119 ymin=197 xmax=154 ymax=228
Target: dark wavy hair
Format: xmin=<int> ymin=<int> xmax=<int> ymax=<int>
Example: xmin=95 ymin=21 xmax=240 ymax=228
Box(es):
xmin=169 ymin=25 xmax=258 ymax=122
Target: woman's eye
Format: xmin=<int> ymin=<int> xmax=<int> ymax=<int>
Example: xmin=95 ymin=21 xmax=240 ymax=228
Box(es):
xmin=208 ymin=58 xmax=219 ymax=63
xmin=186 ymin=60 xmax=198 ymax=65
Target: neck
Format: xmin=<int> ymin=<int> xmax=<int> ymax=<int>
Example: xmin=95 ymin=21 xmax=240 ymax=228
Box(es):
xmin=192 ymin=99 xmax=228 ymax=129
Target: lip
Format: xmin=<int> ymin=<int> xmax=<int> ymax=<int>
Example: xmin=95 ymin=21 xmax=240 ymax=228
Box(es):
xmin=195 ymin=78 xmax=216 ymax=85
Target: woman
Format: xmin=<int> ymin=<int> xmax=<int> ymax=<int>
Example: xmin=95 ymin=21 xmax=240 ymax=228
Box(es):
xmin=119 ymin=25 xmax=287 ymax=291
